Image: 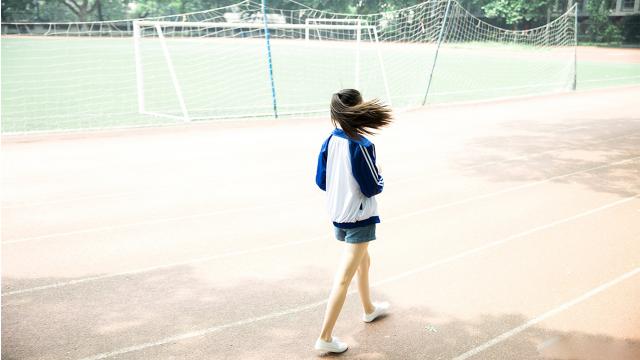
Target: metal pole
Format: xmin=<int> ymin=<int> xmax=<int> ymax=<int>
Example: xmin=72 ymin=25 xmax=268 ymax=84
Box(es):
xmin=372 ymin=26 xmax=392 ymax=106
xmin=132 ymin=21 xmax=145 ymax=114
xmin=155 ymin=24 xmax=190 ymax=121
xmin=422 ymin=0 xmax=452 ymax=106
xmin=355 ymin=19 xmax=361 ymax=89
xmin=572 ymin=2 xmax=578 ymax=91
xmin=261 ymin=0 xmax=279 ymax=118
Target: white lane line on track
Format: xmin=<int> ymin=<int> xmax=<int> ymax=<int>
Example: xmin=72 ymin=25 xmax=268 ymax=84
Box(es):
xmin=4 ymin=127 xmax=637 ymax=210
xmin=1 ymin=190 xmax=144 ymax=210
xmin=4 ymin=157 xmax=639 ymax=295
xmin=1 ymin=235 xmax=327 ymax=297
xmin=74 ymin=195 xmax=638 ymax=360
xmin=387 ymin=155 xmax=640 ymax=223
xmin=580 ymin=75 xmax=640 ymax=83
xmin=4 ymin=154 xmax=639 ymax=246
xmin=393 ymin=129 xmax=640 ymax=186
xmin=1 ymin=202 xmax=296 ymax=245
xmin=1 ymin=170 xmax=308 ymax=210
xmin=535 ymin=336 xmax=561 ymax=351
xmin=376 ymin=196 xmax=638 ymax=286
xmin=451 ymin=266 xmax=640 ymax=360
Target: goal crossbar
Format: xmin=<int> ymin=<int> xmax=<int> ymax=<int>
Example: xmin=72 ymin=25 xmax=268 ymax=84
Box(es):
xmin=134 ymin=20 xmax=377 ymax=31
xmin=133 ymin=18 xmax=390 ymax=120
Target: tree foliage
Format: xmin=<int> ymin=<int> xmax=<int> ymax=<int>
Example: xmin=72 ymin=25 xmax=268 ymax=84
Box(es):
xmin=0 ymin=0 xmax=562 ymax=24
xmin=482 ymin=0 xmax=551 ymax=25
xmin=1 ymin=0 xmax=128 ymax=22
xmin=1 ymin=0 xmax=633 ymax=44
xmin=1 ymin=0 xmax=39 ymax=21
xmin=621 ymin=14 xmax=640 ymax=44
xmin=585 ymin=0 xmax=622 ymax=43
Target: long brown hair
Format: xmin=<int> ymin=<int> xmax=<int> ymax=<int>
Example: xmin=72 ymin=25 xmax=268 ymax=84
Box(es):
xmin=330 ymin=89 xmax=392 ymax=140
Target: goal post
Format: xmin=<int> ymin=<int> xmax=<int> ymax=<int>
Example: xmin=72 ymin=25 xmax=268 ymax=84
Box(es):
xmin=371 ymin=26 xmax=393 ymax=107
xmin=304 ymin=18 xmax=371 ymax=90
xmin=132 ymin=19 xmax=392 ymax=120
xmin=304 ymin=18 xmax=369 ymax=41
xmin=154 ymin=23 xmax=190 ymax=121
xmin=133 ymin=20 xmax=191 ymax=121
xmin=132 ymin=21 xmax=145 ymax=115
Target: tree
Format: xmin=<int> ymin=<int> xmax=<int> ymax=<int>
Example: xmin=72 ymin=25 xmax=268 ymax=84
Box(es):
xmin=127 ymin=0 xmax=239 ymax=18
xmin=621 ymin=14 xmax=640 ymax=44
xmin=1 ymin=0 xmax=38 ymax=21
xmin=480 ymin=0 xmax=552 ymax=27
xmin=585 ymin=0 xmax=622 ymax=43
xmin=0 ymin=0 xmax=581 ymax=26
xmin=56 ymin=0 xmax=101 ymax=21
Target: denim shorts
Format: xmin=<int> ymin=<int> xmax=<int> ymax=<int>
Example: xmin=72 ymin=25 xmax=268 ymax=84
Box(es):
xmin=334 ymin=224 xmax=376 ymax=244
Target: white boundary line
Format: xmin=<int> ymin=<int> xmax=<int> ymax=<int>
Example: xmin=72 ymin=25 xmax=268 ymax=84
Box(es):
xmin=2 ymin=190 xmax=145 ymax=209
xmin=579 ymin=75 xmax=640 ymax=83
xmin=393 ymin=130 xmax=639 ymax=185
xmin=4 ymin=123 xmax=638 ymax=210
xmin=74 ymin=195 xmax=638 ymax=360
xmin=376 ymin=196 xmax=637 ymax=286
xmin=4 ymin=152 xmax=639 ymax=246
xmin=1 ymin=235 xmax=326 ymax=297
xmin=1 ymin=168 xmax=308 ymax=210
xmin=3 ymin=156 xmax=639 ymax=294
xmin=451 ymin=266 xmax=640 ymax=360
xmin=406 ymin=84 xmax=640 ymax=113
xmin=4 ymin=84 xmax=638 ymax=138
xmin=1 ymin=202 xmax=296 ymax=245
xmin=386 ymin=155 xmax=640 ymax=223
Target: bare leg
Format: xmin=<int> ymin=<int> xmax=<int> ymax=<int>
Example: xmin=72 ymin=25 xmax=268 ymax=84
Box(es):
xmin=319 ymin=242 xmax=369 ymax=342
xmin=357 ymin=250 xmax=375 ymax=314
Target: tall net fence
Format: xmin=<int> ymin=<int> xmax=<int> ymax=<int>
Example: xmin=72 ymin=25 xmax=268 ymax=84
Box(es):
xmin=428 ymin=1 xmax=576 ymax=103
xmin=1 ymin=0 xmax=577 ymax=133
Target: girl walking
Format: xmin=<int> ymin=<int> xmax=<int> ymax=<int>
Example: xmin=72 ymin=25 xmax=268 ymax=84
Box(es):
xmin=314 ymin=89 xmax=392 ymax=353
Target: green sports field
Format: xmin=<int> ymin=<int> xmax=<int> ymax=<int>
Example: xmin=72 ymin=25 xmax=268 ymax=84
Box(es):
xmin=2 ymin=37 xmax=639 ymax=133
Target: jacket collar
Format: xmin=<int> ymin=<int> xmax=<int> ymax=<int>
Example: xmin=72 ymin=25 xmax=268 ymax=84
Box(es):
xmin=332 ymin=128 xmax=371 ymax=146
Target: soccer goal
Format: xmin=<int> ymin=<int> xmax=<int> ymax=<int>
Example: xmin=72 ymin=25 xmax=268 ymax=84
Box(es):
xmin=304 ymin=18 xmax=368 ymax=42
xmin=1 ymin=0 xmax=579 ymax=133
xmin=302 ymin=18 xmax=390 ymax=99
xmin=132 ymin=19 xmax=392 ymax=122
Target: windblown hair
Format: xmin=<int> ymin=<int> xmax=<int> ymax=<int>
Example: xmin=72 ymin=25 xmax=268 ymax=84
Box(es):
xmin=330 ymin=89 xmax=392 ymax=140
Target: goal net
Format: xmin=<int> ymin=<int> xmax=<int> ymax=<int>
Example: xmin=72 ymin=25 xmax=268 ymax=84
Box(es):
xmin=133 ymin=18 xmax=390 ymax=121
xmin=425 ymin=1 xmax=577 ymax=104
xmin=1 ymin=0 xmax=577 ymax=133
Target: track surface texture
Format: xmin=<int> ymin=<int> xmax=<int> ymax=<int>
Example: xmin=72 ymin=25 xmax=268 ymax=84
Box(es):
xmin=2 ymin=85 xmax=640 ymax=359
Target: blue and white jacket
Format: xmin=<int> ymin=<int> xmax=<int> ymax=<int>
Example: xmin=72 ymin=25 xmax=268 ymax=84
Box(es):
xmin=315 ymin=128 xmax=383 ymax=229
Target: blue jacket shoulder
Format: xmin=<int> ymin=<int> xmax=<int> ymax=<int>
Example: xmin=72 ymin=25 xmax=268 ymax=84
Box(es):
xmin=315 ymin=134 xmax=332 ymax=191
xmin=348 ymin=139 xmax=383 ymax=197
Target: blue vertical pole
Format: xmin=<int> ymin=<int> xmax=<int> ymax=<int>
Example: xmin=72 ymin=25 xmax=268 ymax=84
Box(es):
xmin=261 ymin=0 xmax=278 ymax=118
xmin=422 ymin=0 xmax=452 ymax=106
xmin=572 ymin=2 xmax=578 ymax=91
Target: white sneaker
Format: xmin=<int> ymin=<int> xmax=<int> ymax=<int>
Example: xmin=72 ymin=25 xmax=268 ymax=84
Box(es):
xmin=363 ymin=301 xmax=390 ymax=323
xmin=314 ymin=336 xmax=348 ymax=353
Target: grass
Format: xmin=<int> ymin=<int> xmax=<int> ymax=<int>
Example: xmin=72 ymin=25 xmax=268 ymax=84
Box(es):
xmin=2 ymin=37 xmax=639 ymax=133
